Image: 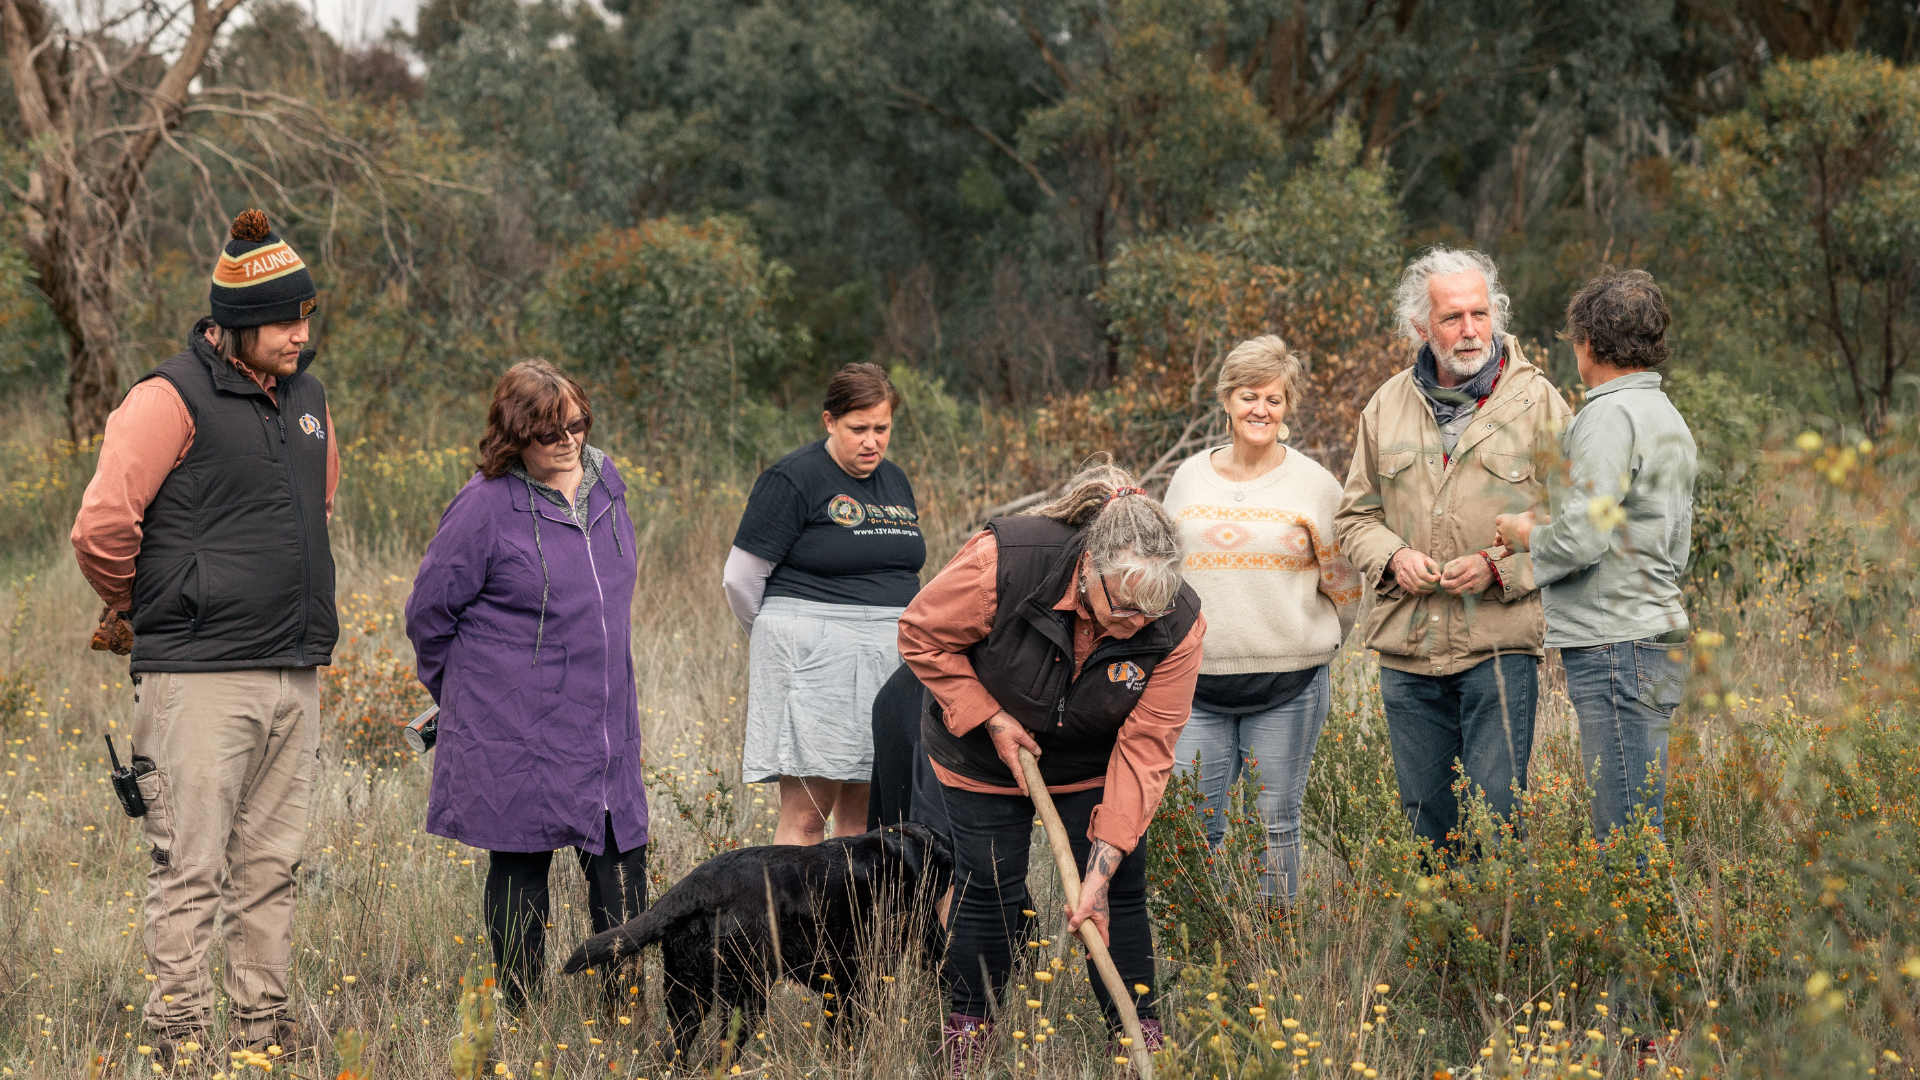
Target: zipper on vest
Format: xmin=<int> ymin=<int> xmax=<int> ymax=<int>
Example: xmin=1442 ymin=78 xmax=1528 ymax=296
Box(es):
xmin=276 ymin=407 xmax=313 ymax=666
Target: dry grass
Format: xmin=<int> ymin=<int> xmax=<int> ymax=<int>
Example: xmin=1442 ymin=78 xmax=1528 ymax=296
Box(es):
xmin=1 ymin=427 xmax=1914 ymax=1080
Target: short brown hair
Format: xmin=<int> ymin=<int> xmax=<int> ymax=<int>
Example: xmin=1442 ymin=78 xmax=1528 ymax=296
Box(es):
xmin=1564 ymin=269 xmax=1672 ymax=369
xmin=1215 ymin=335 xmax=1304 ymax=407
xmin=478 ymin=359 xmax=593 ymax=479
xmin=822 ymin=363 xmax=902 ymax=419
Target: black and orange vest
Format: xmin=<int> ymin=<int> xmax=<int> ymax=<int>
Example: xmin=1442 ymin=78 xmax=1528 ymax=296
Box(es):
xmin=128 ymin=319 xmax=337 ymax=672
xmin=921 ymin=515 xmax=1200 ymax=788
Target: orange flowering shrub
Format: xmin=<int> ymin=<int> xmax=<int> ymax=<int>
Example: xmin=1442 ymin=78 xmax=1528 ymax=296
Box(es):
xmin=320 ymin=593 xmax=431 ymax=763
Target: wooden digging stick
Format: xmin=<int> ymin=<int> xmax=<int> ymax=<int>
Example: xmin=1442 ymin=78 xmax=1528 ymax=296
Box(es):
xmin=1017 ymin=748 xmax=1155 ymax=1080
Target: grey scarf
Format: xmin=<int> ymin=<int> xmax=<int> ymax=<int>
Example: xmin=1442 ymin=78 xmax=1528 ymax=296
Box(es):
xmin=1412 ymin=337 xmax=1504 ymax=457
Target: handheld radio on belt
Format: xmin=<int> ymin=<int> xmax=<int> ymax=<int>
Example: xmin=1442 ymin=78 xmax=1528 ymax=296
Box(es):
xmin=106 ymin=734 xmax=154 ymax=818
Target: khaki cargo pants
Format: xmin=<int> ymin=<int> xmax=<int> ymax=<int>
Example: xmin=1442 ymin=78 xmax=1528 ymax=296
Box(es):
xmin=129 ymin=668 xmax=319 ymax=1038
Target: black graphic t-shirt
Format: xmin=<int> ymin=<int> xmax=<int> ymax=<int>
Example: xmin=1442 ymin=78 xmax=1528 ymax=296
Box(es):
xmin=733 ymin=441 xmax=926 ymax=607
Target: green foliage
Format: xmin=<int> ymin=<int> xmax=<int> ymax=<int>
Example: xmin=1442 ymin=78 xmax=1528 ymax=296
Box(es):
xmin=1209 ymin=122 xmax=1403 ymax=300
xmin=1020 ymin=0 xmax=1285 ymax=235
xmin=1143 ymin=770 xmax=1269 ymax=960
xmin=1667 ymin=368 xmax=1813 ymax=605
xmin=537 ymin=218 xmax=799 ymax=440
xmin=1301 ymin=677 xmax=1404 ymax=875
xmin=421 ymin=0 xmax=641 ymax=234
xmin=1676 ymin=53 xmax=1920 ymax=432
xmin=448 ymin=965 xmax=498 ymax=1078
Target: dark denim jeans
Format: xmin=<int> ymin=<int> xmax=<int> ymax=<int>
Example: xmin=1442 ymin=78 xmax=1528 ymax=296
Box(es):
xmin=1562 ymin=638 xmax=1689 ymax=840
xmin=1377 ymin=655 xmax=1539 ymax=851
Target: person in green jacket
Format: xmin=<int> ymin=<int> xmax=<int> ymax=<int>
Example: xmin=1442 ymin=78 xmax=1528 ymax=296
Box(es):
xmin=1496 ymin=269 xmax=1698 ymax=843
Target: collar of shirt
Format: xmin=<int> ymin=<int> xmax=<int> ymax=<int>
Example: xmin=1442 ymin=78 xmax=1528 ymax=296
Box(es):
xmin=229 ymin=356 xmax=276 ymax=397
xmin=1583 ymin=370 xmax=1663 ymax=400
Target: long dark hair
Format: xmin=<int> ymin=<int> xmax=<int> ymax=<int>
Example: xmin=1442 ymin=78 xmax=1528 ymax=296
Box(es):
xmin=477 ymin=359 xmax=593 ymax=479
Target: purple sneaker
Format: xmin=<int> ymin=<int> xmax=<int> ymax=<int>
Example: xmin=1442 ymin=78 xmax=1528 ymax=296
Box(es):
xmin=1108 ymin=1016 xmax=1165 ymax=1060
xmin=944 ymin=1013 xmax=992 ymax=1075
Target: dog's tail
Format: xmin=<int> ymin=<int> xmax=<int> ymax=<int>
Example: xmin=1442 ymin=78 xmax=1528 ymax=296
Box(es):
xmin=561 ymin=887 xmax=707 ymax=975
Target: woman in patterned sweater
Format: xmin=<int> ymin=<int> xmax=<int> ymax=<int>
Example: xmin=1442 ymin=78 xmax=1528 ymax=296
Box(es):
xmin=1163 ymin=335 xmax=1360 ymax=911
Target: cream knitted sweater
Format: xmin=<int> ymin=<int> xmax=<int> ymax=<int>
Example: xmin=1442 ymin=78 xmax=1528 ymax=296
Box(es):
xmin=1164 ymin=445 xmax=1361 ymax=675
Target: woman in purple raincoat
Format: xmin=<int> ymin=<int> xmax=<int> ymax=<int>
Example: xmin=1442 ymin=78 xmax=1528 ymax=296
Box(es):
xmin=405 ymin=359 xmax=647 ymax=1006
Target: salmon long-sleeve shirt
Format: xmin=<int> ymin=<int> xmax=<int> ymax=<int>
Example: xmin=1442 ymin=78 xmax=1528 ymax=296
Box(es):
xmin=897 ymin=529 xmax=1205 ymax=853
xmin=71 ymin=359 xmax=339 ymax=613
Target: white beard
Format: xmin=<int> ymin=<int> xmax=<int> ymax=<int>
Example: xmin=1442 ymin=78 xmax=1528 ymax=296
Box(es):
xmin=1435 ymin=336 xmax=1493 ymax=381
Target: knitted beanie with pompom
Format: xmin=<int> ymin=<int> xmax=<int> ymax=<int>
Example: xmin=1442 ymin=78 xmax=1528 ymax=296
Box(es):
xmin=208 ymin=208 xmax=317 ymax=327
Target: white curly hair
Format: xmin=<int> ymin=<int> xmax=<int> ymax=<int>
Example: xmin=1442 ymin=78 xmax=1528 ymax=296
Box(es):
xmin=1394 ymin=246 xmax=1511 ymax=346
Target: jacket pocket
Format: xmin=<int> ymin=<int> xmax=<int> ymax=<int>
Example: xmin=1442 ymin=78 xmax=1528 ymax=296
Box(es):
xmin=1378 ymin=449 xmax=1419 ymax=479
xmin=179 ymin=552 xmax=202 ymax=633
xmin=1478 ymin=451 xmax=1534 ymax=485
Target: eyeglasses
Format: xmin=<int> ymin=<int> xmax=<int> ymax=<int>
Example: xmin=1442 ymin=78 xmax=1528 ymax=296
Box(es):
xmin=1097 ymin=572 xmax=1176 ymax=620
xmin=532 ymin=417 xmax=589 ymax=445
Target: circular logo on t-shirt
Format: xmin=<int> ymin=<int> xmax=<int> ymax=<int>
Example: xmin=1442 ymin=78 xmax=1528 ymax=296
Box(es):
xmin=827 ymin=494 xmax=865 ymax=527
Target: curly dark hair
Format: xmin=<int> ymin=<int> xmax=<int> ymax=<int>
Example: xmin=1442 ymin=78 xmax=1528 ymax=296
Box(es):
xmin=477 ymin=359 xmax=593 ymax=479
xmin=1564 ymin=268 xmax=1672 ymax=369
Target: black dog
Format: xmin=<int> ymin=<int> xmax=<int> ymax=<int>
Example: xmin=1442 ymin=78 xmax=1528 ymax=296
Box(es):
xmin=562 ymin=822 xmax=952 ymax=1053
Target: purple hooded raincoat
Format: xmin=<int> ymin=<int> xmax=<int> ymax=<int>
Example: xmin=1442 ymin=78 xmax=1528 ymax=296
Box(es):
xmin=405 ymin=461 xmax=648 ymax=855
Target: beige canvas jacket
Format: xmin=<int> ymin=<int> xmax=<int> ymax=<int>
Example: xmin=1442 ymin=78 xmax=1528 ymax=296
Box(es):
xmin=1335 ymin=335 xmax=1573 ymax=676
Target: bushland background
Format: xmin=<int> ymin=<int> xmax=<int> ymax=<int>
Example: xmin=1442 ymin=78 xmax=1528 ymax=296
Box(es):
xmin=4 ymin=1 xmax=1920 ymax=1077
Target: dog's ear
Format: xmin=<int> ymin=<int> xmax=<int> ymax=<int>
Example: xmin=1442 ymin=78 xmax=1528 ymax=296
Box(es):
xmin=879 ymin=824 xmax=923 ymax=882
xmin=899 ymin=821 xmax=952 ymax=876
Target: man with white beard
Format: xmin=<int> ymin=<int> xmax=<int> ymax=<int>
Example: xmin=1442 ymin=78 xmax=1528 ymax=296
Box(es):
xmin=1335 ymin=247 xmax=1572 ymax=855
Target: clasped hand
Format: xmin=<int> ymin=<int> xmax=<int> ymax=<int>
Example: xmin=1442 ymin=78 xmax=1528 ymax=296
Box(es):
xmin=1390 ymin=547 xmax=1495 ymax=596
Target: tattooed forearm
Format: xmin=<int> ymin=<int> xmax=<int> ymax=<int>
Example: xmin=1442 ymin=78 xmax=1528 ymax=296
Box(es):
xmin=1084 ymin=839 xmax=1121 ymax=881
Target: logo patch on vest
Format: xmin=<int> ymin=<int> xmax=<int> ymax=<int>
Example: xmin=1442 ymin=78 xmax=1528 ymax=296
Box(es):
xmin=827 ymin=494 xmax=865 ymax=527
xmin=1106 ymin=661 xmax=1145 ymax=690
xmin=298 ymin=413 xmax=324 ymax=439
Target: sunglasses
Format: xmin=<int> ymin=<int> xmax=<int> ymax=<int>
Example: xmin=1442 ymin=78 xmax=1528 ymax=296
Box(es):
xmin=1097 ymin=572 xmax=1176 ymax=620
xmin=532 ymin=417 xmax=589 ymax=446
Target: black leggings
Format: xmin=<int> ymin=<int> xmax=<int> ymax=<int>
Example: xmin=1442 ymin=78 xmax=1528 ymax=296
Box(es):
xmin=940 ymin=784 xmax=1155 ymax=1027
xmin=486 ymin=814 xmax=648 ymax=1003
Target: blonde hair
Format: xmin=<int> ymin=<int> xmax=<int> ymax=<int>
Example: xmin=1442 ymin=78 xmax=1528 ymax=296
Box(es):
xmin=1215 ymin=335 xmax=1304 ymax=406
xmin=1025 ymin=457 xmax=1184 ymax=615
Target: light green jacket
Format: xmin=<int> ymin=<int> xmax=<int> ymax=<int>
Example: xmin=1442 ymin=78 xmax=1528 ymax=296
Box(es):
xmin=1529 ymin=371 xmax=1697 ymax=647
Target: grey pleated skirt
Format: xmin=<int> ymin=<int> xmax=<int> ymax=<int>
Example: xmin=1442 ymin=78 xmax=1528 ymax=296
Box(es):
xmin=742 ymin=596 xmax=906 ymax=784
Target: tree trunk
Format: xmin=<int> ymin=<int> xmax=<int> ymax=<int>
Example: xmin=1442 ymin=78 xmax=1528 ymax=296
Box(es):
xmin=3 ymin=0 xmax=246 ymax=440
xmin=65 ymin=287 xmax=122 ymax=443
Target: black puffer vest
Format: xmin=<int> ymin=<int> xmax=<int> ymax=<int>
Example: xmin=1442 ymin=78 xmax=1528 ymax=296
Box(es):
xmin=128 ymin=318 xmax=337 ymax=672
xmin=921 ymin=515 xmax=1201 ymax=788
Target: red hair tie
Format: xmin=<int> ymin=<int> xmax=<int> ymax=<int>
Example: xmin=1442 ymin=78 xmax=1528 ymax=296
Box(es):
xmin=1104 ymin=486 xmax=1146 ymax=504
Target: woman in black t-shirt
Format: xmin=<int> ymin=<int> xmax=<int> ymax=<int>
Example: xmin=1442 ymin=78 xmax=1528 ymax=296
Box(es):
xmin=724 ymin=364 xmax=926 ymax=844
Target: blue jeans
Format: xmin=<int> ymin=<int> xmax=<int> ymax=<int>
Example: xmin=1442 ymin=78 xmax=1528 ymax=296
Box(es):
xmin=1171 ymin=666 xmax=1331 ymax=906
xmin=1562 ymin=638 xmax=1688 ymax=840
xmin=1377 ymin=655 xmax=1538 ymax=851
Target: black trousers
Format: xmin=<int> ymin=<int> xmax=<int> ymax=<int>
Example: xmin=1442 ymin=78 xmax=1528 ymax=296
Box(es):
xmin=940 ymin=784 xmax=1155 ymax=1027
xmin=867 ymin=662 xmax=925 ymax=830
xmin=485 ymin=813 xmax=648 ymax=1003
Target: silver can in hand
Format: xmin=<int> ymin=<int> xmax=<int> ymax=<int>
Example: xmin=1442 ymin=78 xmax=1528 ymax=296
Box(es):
xmin=403 ymin=703 xmax=439 ymax=754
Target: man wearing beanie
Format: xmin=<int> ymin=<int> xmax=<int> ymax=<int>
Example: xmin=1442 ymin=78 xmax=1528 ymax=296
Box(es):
xmin=72 ymin=209 xmax=337 ymax=1068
